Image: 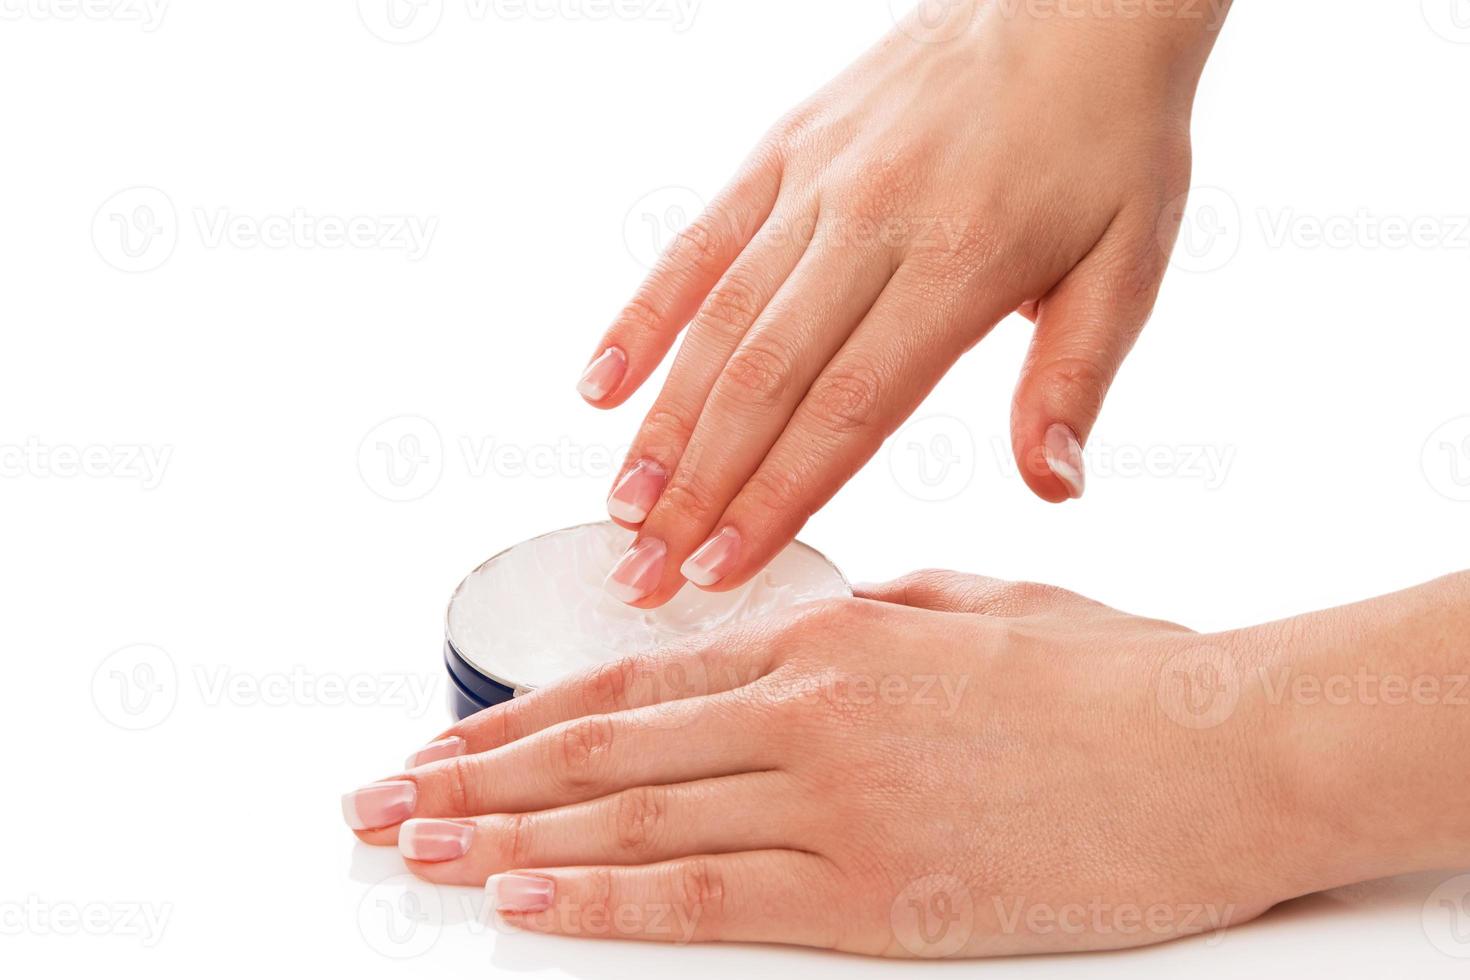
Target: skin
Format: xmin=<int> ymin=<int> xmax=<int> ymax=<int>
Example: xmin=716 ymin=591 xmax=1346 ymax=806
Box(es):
xmin=582 ymin=1 xmax=1232 ymax=607
xmin=347 ymin=569 xmax=1470 ymax=957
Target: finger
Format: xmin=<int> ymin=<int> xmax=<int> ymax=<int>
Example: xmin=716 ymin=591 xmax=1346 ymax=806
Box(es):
xmin=606 ymin=204 xmax=816 ymax=527
xmin=677 ymin=265 xmax=1006 ymax=593
xmin=1010 ymin=209 xmax=1167 ymax=503
xmin=346 ymin=693 xmax=773 ymax=842
xmin=406 ymin=625 xmax=780 ymax=767
xmin=856 ymin=570 xmax=1095 ymax=617
xmin=485 ymin=851 xmax=839 ymax=947
xmin=399 ymin=772 xmax=803 ymax=885
xmin=614 ymin=243 xmax=894 ymax=605
xmin=578 ymin=149 xmax=783 ymax=408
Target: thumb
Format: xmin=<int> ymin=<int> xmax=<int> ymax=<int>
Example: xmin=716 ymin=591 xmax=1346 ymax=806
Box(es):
xmin=1011 ymin=214 xmax=1165 ymax=503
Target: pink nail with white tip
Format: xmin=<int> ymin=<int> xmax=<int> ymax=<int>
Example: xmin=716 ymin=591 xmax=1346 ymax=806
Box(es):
xmin=399 ymin=819 xmax=474 ymax=862
xmin=341 ymin=781 xmax=416 ymax=830
xmin=680 ymin=527 xmax=741 ymax=587
xmin=604 ymin=538 xmax=666 ymax=604
xmin=405 ymin=736 xmax=466 ymax=770
xmin=607 ymin=459 xmax=667 ymax=525
xmin=1043 ymin=423 xmax=1086 ymax=499
xmin=485 ymin=873 xmax=555 ymax=914
xmin=577 ymin=347 xmax=627 ymax=401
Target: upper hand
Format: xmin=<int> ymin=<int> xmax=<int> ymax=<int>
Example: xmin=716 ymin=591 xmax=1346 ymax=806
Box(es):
xmin=582 ymin=4 xmax=1223 ymax=606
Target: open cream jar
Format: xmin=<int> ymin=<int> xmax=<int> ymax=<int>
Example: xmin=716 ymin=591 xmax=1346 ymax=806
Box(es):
xmin=444 ymin=521 xmax=850 ymax=719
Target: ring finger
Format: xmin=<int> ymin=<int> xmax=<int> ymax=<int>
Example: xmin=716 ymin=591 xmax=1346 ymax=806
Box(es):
xmin=398 ymin=771 xmax=805 ymax=885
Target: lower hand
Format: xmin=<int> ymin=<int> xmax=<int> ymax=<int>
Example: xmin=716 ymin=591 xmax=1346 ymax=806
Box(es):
xmin=344 ymin=570 xmax=1314 ymax=957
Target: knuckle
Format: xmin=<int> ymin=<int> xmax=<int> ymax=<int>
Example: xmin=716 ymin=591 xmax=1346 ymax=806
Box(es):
xmin=613 ymin=786 xmax=667 ymax=857
xmin=671 ymin=859 xmax=727 ymax=936
xmin=785 ymin=597 xmax=862 ymax=637
xmin=669 ymin=214 xmax=730 ymax=270
xmin=486 ymin=812 xmax=533 ymax=869
xmin=552 ymin=716 xmax=616 ymax=792
xmin=586 ymin=656 xmax=640 ymax=713
xmin=742 ymin=464 xmax=808 ymax=520
xmin=658 ymin=475 xmax=718 ymax=524
xmin=441 ymin=755 xmax=476 ymax=815
xmin=694 ymin=273 xmax=766 ymax=342
xmin=720 ymin=341 xmax=793 ymax=410
xmin=477 ymin=701 xmax=520 ymax=749
xmin=638 ymin=406 xmax=694 ymax=455
xmin=616 ymin=293 xmax=666 ymax=342
xmin=1039 ymin=356 xmax=1112 ymax=420
xmin=835 ymin=152 xmax=920 ymax=215
xmin=1007 ymin=580 xmax=1071 ymax=608
xmin=804 ymin=361 xmax=885 ymax=434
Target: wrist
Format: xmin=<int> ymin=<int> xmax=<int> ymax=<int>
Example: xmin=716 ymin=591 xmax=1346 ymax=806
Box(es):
xmin=1233 ymin=573 xmax=1470 ymax=898
xmin=974 ymin=0 xmax=1230 ymax=108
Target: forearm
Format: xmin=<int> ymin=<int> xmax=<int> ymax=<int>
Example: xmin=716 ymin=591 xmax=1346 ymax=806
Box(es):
xmin=1239 ymin=572 xmax=1470 ymax=897
xmin=965 ymin=0 xmax=1234 ymax=103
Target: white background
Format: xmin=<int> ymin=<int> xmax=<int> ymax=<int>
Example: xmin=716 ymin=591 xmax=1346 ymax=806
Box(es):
xmin=3 ymin=0 xmax=1469 ymax=975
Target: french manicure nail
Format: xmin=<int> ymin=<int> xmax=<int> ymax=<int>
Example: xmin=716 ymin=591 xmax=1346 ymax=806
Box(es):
xmin=341 ymin=780 xmax=417 ymax=831
xmin=577 ymin=347 xmax=627 ymax=401
xmin=604 ymin=538 xmax=666 ymax=604
xmin=607 ymin=459 xmax=667 ymax=525
xmin=1043 ymin=423 xmax=1086 ymax=499
xmin=399 ymin=819 xmax=474 ymax=862
xmin=405 ymin=736 xmax=466 ymax=770
xmin=680 ymin=527 xmax=741 ymax=587
xmin=485 ymin=873 xmax=555 ymax=914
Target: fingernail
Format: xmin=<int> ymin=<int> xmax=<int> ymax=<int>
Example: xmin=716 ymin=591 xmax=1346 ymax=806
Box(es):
xmin=399 ymin=819 xmax=474 ymax=862
xmin=680 ymin=527 xmax=741 ymax=587
xmin=1043 ymin=423 xmax=1085 ymax=499
xmin=405 ymin=736 xmax=466 ymax=770
xmin=485 ymin=873 xmax=555 ymax=914
xmin=341 ymin=780 xmax=416 ymax=831
xmin=577 ymin=347 xmax=627 ymax=401
xmin=607 ymin=459 xmax=667 ymax=525
xmin=604 ymin=538 xmax=666 ymax=604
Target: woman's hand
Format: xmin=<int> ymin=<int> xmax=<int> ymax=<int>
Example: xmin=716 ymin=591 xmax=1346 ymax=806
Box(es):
xmin=343 ymin=569 xmax=1337 ymax=957
xmin=582 ymin=2 xmax=1230 ymax=606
